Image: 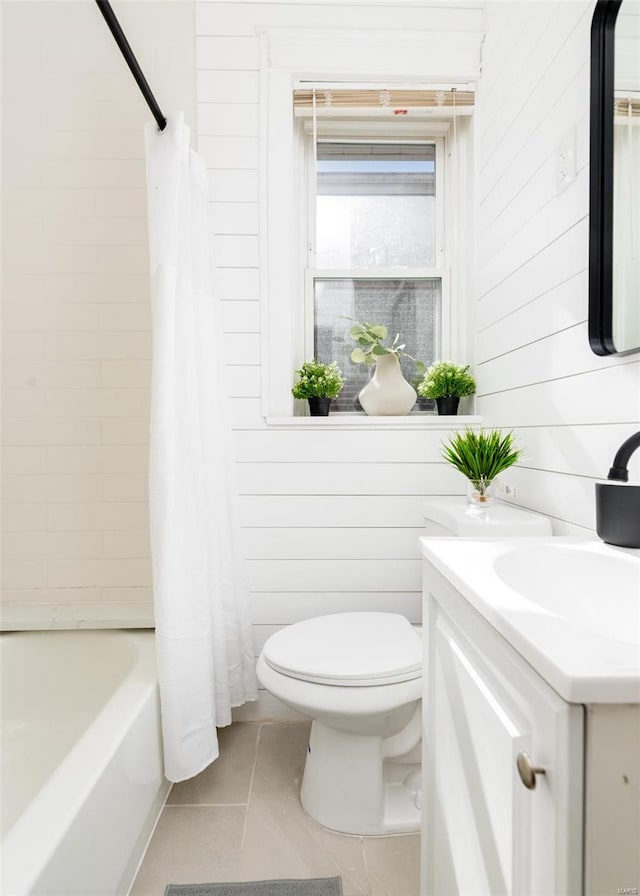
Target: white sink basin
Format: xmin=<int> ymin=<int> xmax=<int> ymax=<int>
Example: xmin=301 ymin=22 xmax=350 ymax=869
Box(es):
xmin=494 ymin=543 xmax=640 ymax=646
xmin=420 ymin=536 xmax=640 ymax=703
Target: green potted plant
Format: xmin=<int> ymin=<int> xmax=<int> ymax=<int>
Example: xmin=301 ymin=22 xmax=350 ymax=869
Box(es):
xmin=442 ymin=428 xmax=523 ymax=506
xmin=292 ymin=359 xmax=344 ymax=416
xmin=348 ymin=320 xmax=417 ymax=416
xmin=417 ymin=361 xmax=476 ymax=415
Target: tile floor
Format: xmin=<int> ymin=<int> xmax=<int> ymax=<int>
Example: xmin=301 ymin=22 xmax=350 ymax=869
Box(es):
xmin=131 ymin=722 xmax=420 ymax=896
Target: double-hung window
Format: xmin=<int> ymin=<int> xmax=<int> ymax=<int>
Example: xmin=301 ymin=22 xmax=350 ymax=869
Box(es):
xmin=299 ymin=93 xmax=455 ymax=414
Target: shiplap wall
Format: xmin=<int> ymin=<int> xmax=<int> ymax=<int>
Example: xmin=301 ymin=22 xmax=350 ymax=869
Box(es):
xmin=476 ymin=0 xmax=640 ymax=536
xmin=1 ymin=2 xmax=196 ymax=628
xmin=195 ymin=0 xmax=484 ymax=718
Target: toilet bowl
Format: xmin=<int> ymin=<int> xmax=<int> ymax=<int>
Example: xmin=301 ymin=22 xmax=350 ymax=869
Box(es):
xmin=256 ymin=612 xmax=422 ymax=835
xmin=257 ymin=498 xmax=553 ymax=836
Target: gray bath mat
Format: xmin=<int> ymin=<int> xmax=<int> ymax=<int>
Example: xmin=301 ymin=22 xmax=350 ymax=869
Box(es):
xmin=165 ymin=878 xmax=342 ymax=896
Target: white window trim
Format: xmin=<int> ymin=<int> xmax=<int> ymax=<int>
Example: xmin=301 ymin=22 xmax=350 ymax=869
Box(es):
xmin=259 ymin=29 xmax=478 ymax=421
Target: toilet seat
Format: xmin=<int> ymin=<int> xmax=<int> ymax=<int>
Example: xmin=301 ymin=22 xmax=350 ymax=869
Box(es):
xmin=263 ymin=612 xmax=422 ymax=687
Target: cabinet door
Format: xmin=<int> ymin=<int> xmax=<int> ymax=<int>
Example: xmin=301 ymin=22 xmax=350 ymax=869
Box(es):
xmin=423 ymin=581 xmax=583 ymax=896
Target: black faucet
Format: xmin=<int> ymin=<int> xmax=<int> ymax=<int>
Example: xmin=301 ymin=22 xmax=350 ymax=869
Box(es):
xmin=596 ymin=430 xmax=640 ymax=548
xmin=607 ymin=430 xmax=640 ymax=481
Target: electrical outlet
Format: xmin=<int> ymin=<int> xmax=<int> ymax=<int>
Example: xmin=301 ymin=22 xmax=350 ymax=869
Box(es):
xmin=556 ymin=128 xmax=577 ymax=193
xmin=495 ymin=479 xmax=518 ymax=500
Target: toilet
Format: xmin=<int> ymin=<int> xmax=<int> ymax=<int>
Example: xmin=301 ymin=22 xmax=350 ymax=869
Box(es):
xmin=257 ymin=497 xmax=552 ymax=836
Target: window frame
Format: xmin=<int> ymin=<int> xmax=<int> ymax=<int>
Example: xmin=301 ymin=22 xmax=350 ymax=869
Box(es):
xmin=301 ymin=128 xmax=449 ymax=396
xmin=258 ymin=35 xmax=478 ymax=421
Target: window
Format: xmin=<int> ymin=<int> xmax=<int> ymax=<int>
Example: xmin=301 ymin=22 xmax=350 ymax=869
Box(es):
xmin=303 ymin=131 xmax=448 ymax=413
xmin=259 ymin=22 xmax=481 ymax=420
xmin=260 ymin=62 xmax=475 ymax=420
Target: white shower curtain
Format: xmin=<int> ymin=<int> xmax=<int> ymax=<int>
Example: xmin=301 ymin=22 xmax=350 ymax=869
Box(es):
xmin=144 ymin=113 xmax=257 ymax=782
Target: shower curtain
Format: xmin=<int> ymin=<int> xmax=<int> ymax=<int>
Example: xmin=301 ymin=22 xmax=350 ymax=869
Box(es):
xmin=144 ymin=113 xmax=257 ymax=782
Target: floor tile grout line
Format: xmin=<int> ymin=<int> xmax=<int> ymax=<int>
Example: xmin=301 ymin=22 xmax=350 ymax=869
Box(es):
xmin=240 ymin=722 xmax=262 ymax=851
xmin=164 ymin=802 xmax=249 ymax=808
xmin=360 ymin=836 xmax=374 ymax=896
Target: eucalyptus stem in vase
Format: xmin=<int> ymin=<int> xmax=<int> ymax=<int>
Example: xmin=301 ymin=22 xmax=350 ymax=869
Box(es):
xmin=347 ymin=319 xmax=417 ymax=416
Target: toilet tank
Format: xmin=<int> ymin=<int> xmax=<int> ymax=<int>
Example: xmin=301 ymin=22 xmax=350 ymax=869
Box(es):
xmin=423 ymin=496 xmax=552 ymax=537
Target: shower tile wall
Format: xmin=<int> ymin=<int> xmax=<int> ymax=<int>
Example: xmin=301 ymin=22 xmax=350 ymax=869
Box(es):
xmin=1 ymin=2 xmax=196 ymax=627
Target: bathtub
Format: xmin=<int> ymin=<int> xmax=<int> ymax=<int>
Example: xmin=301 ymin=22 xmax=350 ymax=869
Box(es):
xmin=1 ymin=630 xmax=170 ymax=896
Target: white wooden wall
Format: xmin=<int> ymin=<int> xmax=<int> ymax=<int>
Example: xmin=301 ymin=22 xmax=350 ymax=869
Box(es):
xmin=196 ymin=0 xmax=484 ymax=717
xmin=476 ymin=0 xmax=640 ymax=537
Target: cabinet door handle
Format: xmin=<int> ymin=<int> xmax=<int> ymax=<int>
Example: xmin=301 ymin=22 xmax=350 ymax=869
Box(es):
xmin=516 ymin=751 xmax=546 ymax=790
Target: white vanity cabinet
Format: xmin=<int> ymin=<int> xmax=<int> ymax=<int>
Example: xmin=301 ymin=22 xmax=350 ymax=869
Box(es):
xmin=422 ymin=564 xmax=583 ymax=896
xmin=421 ymin=546 xmax=640 ymax=896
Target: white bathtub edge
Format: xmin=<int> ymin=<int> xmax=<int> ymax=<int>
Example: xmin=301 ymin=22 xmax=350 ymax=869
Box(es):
xmin=2 ymin=631 xmax=165 ymax=896
xmin=122 ymin=777 xmax=171 ymax=896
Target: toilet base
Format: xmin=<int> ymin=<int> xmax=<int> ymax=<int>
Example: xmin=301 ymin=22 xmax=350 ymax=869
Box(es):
xmin=300 ymin=720 xmax=421 ymax=835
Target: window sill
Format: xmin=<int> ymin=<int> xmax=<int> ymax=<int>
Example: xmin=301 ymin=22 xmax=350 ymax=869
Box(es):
xmin=265 ymin=414 xmax=481 ymax=429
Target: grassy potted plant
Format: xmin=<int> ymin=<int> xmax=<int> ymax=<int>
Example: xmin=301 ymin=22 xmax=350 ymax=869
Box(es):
xmin=417 ymin=361 xmax=476 ymax=415
xmin=292 ymin=360 xmax=344 ymax=416
xmin=348 ymin=320 xmax=417 ymax=416
xmin=442 ymin=428 xmax=523 ymax=506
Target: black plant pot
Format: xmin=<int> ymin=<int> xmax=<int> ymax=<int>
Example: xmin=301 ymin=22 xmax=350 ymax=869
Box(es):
xmin=308 ymin=397 xmax=331 ymax=417
xmin=435 ymin=396 xmax=460 ymax=416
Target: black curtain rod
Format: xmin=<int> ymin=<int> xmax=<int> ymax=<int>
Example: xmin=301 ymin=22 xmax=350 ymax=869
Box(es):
xmin=94 ymin=0 xmax=167 ymax=132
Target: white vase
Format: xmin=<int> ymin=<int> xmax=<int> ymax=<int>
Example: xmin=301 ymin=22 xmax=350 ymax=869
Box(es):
xmin=358 ymin=354 xmax=417 ymax=416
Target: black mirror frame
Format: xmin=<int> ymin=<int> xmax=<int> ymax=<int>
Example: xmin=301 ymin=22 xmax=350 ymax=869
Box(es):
xmin=589 ymin=0 xmax=624 ymax=355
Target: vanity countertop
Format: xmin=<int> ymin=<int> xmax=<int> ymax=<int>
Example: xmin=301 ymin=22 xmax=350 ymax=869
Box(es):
xmin=420 ymin=536 xmax=640 ymax=704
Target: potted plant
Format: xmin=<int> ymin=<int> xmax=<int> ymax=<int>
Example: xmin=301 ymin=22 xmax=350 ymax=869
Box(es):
xmin=292 ymin=359 xmax=344 ymax=416
xmin=417 ymin=361 xmax=476 ymax=415
xmin=348 ymin=320 xmax=417 ymax=416
xmin=442 ymin=428 xmax=523 ymax=506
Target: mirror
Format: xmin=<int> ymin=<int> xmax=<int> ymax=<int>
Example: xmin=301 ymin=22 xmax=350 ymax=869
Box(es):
xmin=589 ymin=0 xmax=640 ymax=355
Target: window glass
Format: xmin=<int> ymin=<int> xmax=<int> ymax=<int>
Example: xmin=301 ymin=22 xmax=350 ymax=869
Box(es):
xmin=314 ymin=278 xmax=441 ymax=413
xmin=315 ymin=143 xmax=436 ymax=269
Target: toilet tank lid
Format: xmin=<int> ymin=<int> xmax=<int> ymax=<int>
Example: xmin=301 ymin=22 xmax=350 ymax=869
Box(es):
xmin=263 ymin=612 xmax=422 ymax=686
xmin=422 ymin=497 xmax=552 ymax=536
